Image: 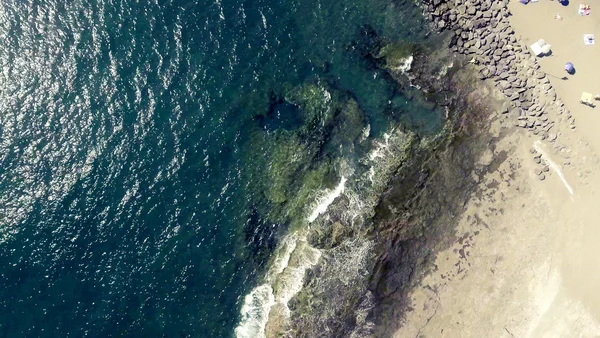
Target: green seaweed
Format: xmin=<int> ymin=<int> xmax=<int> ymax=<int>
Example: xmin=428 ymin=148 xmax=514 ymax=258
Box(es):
xmin=331 ymin=98 xmax=367 ymax=147
xmin=375 ymin=40 xmax=417 ymax=71
xmin=242 ymin=81 xmax=372 ymax=228
xmin=265 ymin=131 xmax=313 ymax=205
xmin=283 ymin=82 xmax=337 ymax=137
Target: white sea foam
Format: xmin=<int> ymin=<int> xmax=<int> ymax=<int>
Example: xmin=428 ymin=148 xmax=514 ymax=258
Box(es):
xmin=437 ymin=61 xmax=454 ymax=79
xmin=275 ymin=239 xmax=321 ymax=304
xmin=360 ymin=124 xmax=371 ymax=142
xmin=236 ymin=128 xmax=409 ymax=336
xmin=235 ymin=234 xmax=321 ymax=338
xmin=307 ymin=176 xmax=347 ymax=223
xmin=268 ymin=235 xmax=299 ymax=277
xmin=234 ymin=284 xmax=275 ymax=338
xmin=395 ymin=55 xmax=413 ymax=73
xmin=341 ymin=187 xmax=367 ymax=225
xmin=235 ymin=236 xmax=300 ymax=338
xmin=368 ymin=132 xmax=392 ymax=161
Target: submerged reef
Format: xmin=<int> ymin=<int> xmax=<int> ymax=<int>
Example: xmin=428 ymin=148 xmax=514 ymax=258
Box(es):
xmin=276 ymin=34 xmax=503 ymax=337
xmin=247 ymin=81 xmax=368 ymax=222
xmin=375 ymin=40 xmax=417 ymax=73
xmin=237 ymin=13 xmax=501 ymax=336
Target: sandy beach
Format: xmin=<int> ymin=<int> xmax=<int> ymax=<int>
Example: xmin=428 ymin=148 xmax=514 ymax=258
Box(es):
xmin=394 ymin=0 xmax=600 ymax=336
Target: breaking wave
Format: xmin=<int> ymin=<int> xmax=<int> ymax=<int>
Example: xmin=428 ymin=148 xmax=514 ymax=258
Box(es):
xmin=235 ymin=123 xmax=421 ymax=337
xmin=307 ymin=176 xmax=347 ymax=223
xmin=235 ymin=233 xmax=322 ymax=337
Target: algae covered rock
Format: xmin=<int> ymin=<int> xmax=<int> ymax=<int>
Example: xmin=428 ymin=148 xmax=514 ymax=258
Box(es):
xmin=375 ymin=40 xmax=417 ymax=73
xmin=245 ymin=81 xmax=371 ymax=224
xmin=266 ymin=131 xmax=313 ymax=204
xmin=283 ymin=82 xmax=336 ymax=137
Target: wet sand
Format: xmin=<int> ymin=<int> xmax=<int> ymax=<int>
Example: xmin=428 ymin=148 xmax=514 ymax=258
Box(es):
xmin=394 ymin=1 xmax=600 ymax=336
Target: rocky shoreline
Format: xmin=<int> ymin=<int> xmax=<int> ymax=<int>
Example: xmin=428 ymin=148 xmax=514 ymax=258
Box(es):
xmin=424 ymin=0 xmax=574 ymax=140
xmin=361 ymin=0 xmax=583 ymax=334
xmin=274 ymin=1 xmax=582 ymax=336
xmin=340 ymin=0 xmax=582 ymax=335
xmin=283 ymin=36 xmax=502 ymax=338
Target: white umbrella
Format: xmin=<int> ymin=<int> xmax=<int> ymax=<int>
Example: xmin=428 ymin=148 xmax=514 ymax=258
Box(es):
xmin=538 ymin=39 xmax=546 ymax=47
xmin=541 ymin=44 xmax=551 ymax=54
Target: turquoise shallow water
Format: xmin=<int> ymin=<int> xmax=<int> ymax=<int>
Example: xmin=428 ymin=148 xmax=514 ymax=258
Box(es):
xmin=0 ymin=0 xmax=437 ymax=336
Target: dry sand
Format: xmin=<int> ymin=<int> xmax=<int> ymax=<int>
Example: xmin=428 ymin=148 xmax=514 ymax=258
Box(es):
xmin=510 ymin=0 xmax=600 ymax=152
xmin=393 ymin=1 xmax=600 ymax=336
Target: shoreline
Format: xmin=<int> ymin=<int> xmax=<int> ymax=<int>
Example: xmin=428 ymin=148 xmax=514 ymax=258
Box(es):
xmin=255 ymin=1 xmax=531 ymax=335
xmin=253 ymin=29 xmax=496 ymax=336
xmin=281 ymin=36 xmax=505 ymax=337
xmin=240 ymin=0 xmax=600 ymax=336
xmin=392 ymin=0 xmax=600 ymax=336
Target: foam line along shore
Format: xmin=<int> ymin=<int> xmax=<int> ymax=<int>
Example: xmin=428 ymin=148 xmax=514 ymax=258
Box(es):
xmin=235 ymin=12 xmax=513 ymax=338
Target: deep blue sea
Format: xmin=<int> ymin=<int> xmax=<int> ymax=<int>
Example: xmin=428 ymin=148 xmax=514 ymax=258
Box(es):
xmin=0 ymin=0 xmax=438 ymax=336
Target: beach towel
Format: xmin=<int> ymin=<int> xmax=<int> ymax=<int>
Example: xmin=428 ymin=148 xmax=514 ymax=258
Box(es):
xmin=579 ymin=4 xmax=591 ymax=15
xmin=584 ymin=34 xmax=595 ymax=45
xmin=581 ymin=92 xmax=593 ymax=103
xmin=530 ymin=42 xmax=544 ymax=56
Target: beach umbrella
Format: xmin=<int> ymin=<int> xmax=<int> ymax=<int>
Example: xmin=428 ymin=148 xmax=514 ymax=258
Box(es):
xmin=541 ymin=44 xmax=551 ymax=54
xmin=565 ymin=62 xmax=574 ymax=73
xmin=537 ymin=39 xmax=546 ymax=47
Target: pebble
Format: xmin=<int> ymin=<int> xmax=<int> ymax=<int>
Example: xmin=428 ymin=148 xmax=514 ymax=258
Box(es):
xmin=423 ymin=0 xmax=573 ymax=147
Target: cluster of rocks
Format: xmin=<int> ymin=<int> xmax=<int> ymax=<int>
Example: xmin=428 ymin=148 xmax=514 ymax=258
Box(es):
xmin=421 ymin=0 xmax=576 ymax=138
xmin=529 ymin=147 xmax=550 ymax=180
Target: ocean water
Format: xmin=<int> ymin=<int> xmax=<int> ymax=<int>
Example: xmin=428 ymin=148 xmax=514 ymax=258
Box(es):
xmin=0 ymin=0 xmax=439 ymax=336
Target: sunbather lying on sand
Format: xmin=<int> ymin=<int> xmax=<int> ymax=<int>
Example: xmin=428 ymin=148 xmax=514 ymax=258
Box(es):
xmin=579 ymin=4 xmax=591 ymax=15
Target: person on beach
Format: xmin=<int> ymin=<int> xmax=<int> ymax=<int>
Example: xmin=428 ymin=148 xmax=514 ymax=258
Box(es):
xmin=565 ymin=62 xmax=575 ymax=74
xmin=579 ymin=4 xmax=591 ymax=15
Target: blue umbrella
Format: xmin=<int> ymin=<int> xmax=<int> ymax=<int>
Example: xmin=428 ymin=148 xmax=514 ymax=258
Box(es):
xmin=565 ymin=62 xmax=574 ymax=73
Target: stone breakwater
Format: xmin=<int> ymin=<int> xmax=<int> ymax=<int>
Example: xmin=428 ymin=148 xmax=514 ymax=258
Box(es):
xmin=423 ymin=0 xmax=575 ymax=142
